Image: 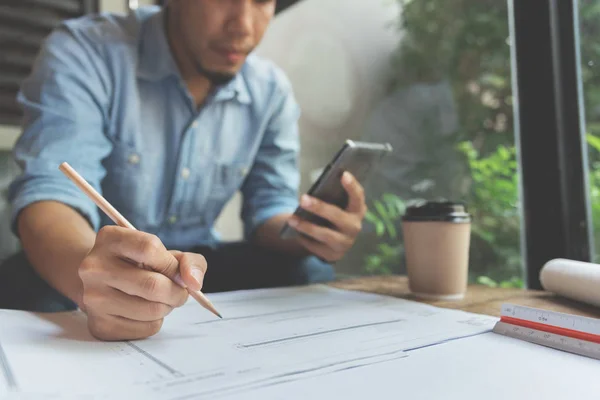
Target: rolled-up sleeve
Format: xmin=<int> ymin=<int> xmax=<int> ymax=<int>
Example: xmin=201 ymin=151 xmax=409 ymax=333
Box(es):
xmin=8 ymin=25 xmax=113 ymax=235
xmin=240 ymin=83 xmax=301 ymax=239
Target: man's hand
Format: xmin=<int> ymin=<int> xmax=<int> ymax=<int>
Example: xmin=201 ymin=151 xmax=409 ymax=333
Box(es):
xmin=78 ymin=226 xmax=207 ymax=341
xmin=287 ymin=172 xmax=367 ymax=262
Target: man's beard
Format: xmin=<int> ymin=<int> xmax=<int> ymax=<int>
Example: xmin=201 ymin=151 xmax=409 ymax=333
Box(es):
xmin=195 ymin=59 xmax=236 ymax=86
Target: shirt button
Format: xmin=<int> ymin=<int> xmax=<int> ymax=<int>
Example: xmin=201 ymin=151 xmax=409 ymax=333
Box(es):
xmin=241 ymin=167 xmax=249 ymax=176
xmin=168 ymin=215 xmax=178 ymax=224
xmin=192 ymin=121 xmax=199 ymax=129
xmin=181 ymin=167 xmax=191 ymax=180
xmin=128 ymin=153 xmax=140 ymax=165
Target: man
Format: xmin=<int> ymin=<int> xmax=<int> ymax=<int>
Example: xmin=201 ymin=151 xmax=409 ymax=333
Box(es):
xmin=0 ymin=0 xmax=367 ymax=341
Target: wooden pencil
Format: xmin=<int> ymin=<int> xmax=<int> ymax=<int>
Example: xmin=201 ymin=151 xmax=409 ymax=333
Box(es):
xmin=59 ymin=161 xmax=222 ymax=319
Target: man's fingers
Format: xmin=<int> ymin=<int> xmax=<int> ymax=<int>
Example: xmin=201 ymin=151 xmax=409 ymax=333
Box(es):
xmin=288 ymin=217 xmax=349 ymax=252
xmin=169 ymin=250 xmax=207 ymax=292
xmin=87 ymin=313 xmax=164 ymax=341
xmin=89 ymin=257 xmax=188 ymax=307
xmin=298 ymin=195 xmax=357 ymax=234
xmin=296 ymin=194 xmax=362 ymax=237
xmin=96 ymin=226 xmax=180 ymax=280
xmin=84 ymin=287 xmax=174 ymax=322
xmin=297 ymin=236 xmax=341 ymax=263
xmin=341 ymin=172 xmax=366 ymax=216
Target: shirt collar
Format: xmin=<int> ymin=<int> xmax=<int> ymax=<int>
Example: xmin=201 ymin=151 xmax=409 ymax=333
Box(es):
xmin=137 ymin=9 xmax=251 ymax=105
xmin=137 ymin=9 xmax=178 ymax=81
xmin=211 ymin=73 xmax=251 ymax=104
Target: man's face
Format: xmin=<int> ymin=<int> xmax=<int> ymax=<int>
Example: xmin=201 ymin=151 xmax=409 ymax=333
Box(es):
xmin=172 ymin=0 xmax=276 ymax=84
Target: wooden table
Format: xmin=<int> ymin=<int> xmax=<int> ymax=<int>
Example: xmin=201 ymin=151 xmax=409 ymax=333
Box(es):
xmin=330 ymin=275 xmax=600 ymax=319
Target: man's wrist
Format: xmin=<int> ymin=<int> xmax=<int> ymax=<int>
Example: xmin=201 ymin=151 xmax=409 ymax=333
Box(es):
xmin=251 ymin=213 xmax=310 ymax=256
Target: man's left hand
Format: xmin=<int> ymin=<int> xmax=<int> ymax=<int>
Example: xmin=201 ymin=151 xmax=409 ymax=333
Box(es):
xmin=287 ymin=172 xmax=367 ymax=262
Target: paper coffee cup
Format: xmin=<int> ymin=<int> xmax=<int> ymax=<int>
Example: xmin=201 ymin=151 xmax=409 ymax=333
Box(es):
xmin=401 ymin=201 xmax=471 ymax=300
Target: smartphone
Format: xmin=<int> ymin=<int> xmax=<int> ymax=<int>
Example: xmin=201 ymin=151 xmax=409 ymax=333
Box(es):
xmin=280 ymin=140 xmax=393 ymax=239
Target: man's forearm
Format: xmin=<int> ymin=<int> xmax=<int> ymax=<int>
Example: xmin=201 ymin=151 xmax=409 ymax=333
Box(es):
xmin=17 ymin=201 xmax=97 ymax=307
xmin=251 ymin=213 xmax=309 ymax=255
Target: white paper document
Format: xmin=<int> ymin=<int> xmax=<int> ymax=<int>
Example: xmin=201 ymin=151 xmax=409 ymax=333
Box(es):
xmin=0 ymin=285 xmax=497 ymax=399
xmin=215 ymin=332 xmax=600 ymax=400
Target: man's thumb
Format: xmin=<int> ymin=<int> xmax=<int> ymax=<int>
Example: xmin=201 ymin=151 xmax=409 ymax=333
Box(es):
xmin=169 ymin=250 xmax=204 ymax=292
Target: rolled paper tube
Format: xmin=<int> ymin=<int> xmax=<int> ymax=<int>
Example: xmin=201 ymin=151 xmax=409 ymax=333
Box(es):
xmin=540 ymin=258 xmax=600 ymax=308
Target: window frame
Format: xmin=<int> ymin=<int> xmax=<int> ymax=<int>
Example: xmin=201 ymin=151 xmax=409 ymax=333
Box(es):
xmin=509 ymin=0 xmax=593 ymax=289
xmin=0 ymin=0 xmax=100 ymax=126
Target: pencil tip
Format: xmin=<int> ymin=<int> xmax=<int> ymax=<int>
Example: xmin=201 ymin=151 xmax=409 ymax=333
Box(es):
xmin=217 ymin=313 xmax=223 ymax=319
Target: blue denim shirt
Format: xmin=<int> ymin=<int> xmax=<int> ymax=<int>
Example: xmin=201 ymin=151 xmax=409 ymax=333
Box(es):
xmin=8 ymin=6 xmax=301 ymax=250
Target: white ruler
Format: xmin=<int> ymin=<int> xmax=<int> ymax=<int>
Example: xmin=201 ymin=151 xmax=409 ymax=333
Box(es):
xmin=492 ymin=304 xmax=600 ymax=360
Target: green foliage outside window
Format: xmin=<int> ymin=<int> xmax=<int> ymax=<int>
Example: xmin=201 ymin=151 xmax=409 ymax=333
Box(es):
xmin=362 ymin=0 xmax=600 ymax=287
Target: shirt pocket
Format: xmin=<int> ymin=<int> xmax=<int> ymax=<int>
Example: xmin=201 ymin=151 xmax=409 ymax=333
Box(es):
xmin=210 ymin=162 xmax=250 ymax=198
xmin=186 ymin=161 xmax=250 ymax=226
xmin=102 ymin=141 xmax=152 ymax=229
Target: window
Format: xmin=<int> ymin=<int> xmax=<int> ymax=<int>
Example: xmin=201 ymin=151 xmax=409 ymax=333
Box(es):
xmin=361 ymin=0 xmax=522 ymax=287
xmin=0 ymin=0 xmax=98 ymax=125
xmin=580 ymin=0 xmax=600 ymax=263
